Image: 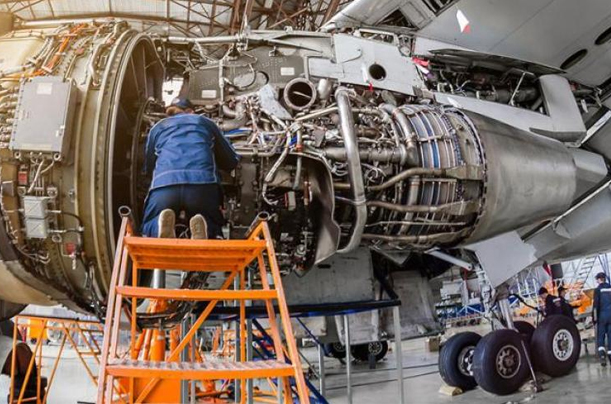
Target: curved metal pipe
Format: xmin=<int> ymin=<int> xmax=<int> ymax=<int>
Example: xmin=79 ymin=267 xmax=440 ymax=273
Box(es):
xmin=293 ymin=129 xmax=303 ymax=190
xmin=323 ymin=147 xmax=405 ymax=164
xmin=368 ymin=167 xmax=444 ymax=191
xmin=367 ymin=200 xmax=477 ymax=215
xmin=222 ymin=104 xmax=238 ymax=118
xmin=393 ymin=108 xmax=420 ymax=166
xmin=220 ymin=102 xmax=247 ymax=131
xmin=335 ymin=87 xmax=367 ymax=253
xmin=361 ymin=230 xmax=469 ymax=244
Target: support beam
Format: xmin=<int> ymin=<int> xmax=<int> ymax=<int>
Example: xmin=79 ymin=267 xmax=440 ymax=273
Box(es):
xmin=318 ymin=344 xmax=326 ymax=396
xmin=393 ymin=306 xmax=405 ymax=404
xmin=242 ymin=0 xmax=255 ymax=28
xmin=11 ymin=0 xmax=43 ymax=16
xmin=322 ymin=0 xmax=341 ymax=24
xmin=229 ymin=0 xmax=243 ymax=34
xmin=207 ymin=0 xmax=217 ymax=35
xmin=268 ymin=7 xmax=309 ymax=29
xmin=344 ymin=314 xmax=352 ymax=404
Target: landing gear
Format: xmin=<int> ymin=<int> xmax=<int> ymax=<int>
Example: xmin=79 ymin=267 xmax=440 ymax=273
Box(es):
xmin=352 ymin=341 xmax=389 ymax=362
xmin=472 ymin=329 xmax=530 ymax=395
xmin=513 ymin=320 xmax=536 ymax=343
xmin=326 ymin=342 xmax=346 ymax=360
xmin=440 ymin=316 xmax=581 ymax=395
xmin=531 ymin=315 xmax=581 ymax=377
xmin=429 ymin=252 xmax=581 ymax=395
xmin=325 ymin=341 xmax=389 ymax=362
xmin=439 ymin=332 xmax=481 ymax=390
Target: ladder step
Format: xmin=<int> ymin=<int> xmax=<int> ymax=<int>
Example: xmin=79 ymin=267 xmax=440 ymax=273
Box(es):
xmin=116 ymin=286 xmax=278 ymax=301
xmin=106 ymin=359 xmax=294 ymax=380
xmin=124 ymin=237 xmax=267 ymax=271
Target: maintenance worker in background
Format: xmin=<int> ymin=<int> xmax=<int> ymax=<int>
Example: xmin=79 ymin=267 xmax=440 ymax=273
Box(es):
xmin=141 ymin=98 xmax=240 ymax=240
xmin=538 ymin=287 xmax=559 ymax=317
xmin=593 ymin=272 xmax=611 ymax=366
xmin=556 ymin=286 xmax=576 ymax=322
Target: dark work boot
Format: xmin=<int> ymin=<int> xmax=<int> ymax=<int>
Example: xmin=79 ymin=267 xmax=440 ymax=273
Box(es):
xmin=599 ymin=348 xmax=607 ymax=367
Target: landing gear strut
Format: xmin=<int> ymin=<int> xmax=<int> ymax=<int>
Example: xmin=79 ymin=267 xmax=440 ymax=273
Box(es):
xmin=432 ymin=252 xmax=581 ymax=396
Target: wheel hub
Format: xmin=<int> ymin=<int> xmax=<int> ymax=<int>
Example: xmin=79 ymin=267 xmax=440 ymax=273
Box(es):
xmin=458 ymin=346 xmax=475 ymax=376
xmin=369 ymin=342 xmax=383 ymax=355
xmin=496 ymin=345 xmax=521 ymax=379
xmin=552 ymin=329 xmax=574 ymax=361
xmin=333 ymin=343 xmax=345 ymax=352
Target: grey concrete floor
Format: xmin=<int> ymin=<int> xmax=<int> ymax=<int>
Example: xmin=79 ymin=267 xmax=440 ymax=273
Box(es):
xmin=321 ymin=338 xmax=611 ymax=404
xmin=0 ymin=346 xmax=97 ymax=403
xmin=1 ymin=337 xmax=610 ymax=403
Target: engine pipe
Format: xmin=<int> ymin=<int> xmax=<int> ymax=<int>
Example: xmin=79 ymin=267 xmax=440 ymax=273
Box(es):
xmin=335 ymin=87 xmax=367 ymax=253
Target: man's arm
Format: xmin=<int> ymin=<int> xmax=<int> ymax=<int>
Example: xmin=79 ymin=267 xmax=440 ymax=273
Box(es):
xmin=593 ymin=287 xmax=600 ymax=323
xmin=205 ymin=118 xmax=240 ymax=170
xmin=545 ymin=296 xmax=556 ymax=316
xmin=143 ymin=125 xmax=158 ymax=175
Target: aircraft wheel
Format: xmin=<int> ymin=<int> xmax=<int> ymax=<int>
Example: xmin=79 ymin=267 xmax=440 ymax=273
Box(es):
xmin=438 ymin=332 xmax=481 ymax=390
xmin=472 ymin=330 xmax=530 ymax=395
xmin=531 ymin=315 xmax=580 ymax=376
xmin=513 ymin=321 xmax=536 ymax=343
xmin=352 ymin=341 xmax=389 ymax=362
xmin=326 ymin=342 xmax=346 ymax=359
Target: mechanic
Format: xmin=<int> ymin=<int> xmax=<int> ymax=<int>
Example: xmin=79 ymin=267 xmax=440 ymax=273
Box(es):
xmin=593 ymin=272 xmax=611 ymax=366
xmin=556 ymin=286 xmax=576 ymax=322
xmin=141 ymin=97 xmax=239 ymax=239
xmin=538 ymin=287 xmax=559 ymax=317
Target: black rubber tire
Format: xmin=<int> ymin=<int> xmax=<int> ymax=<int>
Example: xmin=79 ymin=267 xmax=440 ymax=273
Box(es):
xmin=352 ymin=341 xmax=389 ymax=362
xmin=530 ymin=315 xmax=581 ymax=377
xmin=326 ymin=342 xmax=346 ymax=359
xmin=513 ymin=321 xmax=536 ymax=343
xmin=472 ymin=329 xmax=530 ymax=395
xmin=439 ymin=332 xmax=481 ymax=391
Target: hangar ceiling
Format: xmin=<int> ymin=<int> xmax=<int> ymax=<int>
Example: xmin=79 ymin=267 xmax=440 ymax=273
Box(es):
xmin=0 ymin=0 xmax=351 ymax=36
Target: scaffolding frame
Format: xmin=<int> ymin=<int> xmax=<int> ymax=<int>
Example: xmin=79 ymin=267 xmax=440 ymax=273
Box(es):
xmin=8 ymin=315 xmax=111 ymax=404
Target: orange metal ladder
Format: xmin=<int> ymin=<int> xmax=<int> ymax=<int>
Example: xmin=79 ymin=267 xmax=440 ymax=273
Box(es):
xmin=96 ymin=216 xmax=310 ymax=403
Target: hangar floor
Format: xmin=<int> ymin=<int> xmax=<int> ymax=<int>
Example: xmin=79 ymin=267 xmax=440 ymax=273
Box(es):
xmin=1 ymin=338 xmax=609 ymax=403
xmin=323 ymin=339 xmax=611 ymax=403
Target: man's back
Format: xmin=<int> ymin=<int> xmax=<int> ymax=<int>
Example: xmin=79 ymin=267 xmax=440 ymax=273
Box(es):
xmin=594 ymin=282 xmax=611 ymax=319
xmin=145 ymin=113 xmax=239 ymax=190
xmin=545 ymin=294 xmax=560 ymax=316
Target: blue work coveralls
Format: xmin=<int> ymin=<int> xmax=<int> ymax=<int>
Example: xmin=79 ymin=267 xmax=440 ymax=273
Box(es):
xmin=141 ymin=113 xmax=239 ymax=238
xmin=544 ymin=294 xmax=560 ymax=317
xmin=594 ymin=281 xmax=611 ymax=356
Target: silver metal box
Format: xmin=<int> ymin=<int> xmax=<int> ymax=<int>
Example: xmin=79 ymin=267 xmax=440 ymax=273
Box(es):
xmin=10 ymin=76 xmax=77 ymax=157
xmin=22 ymin=196 xmax=50 ymax=239
xmin=22 ymin=196 xmax=48 ymax=219
xmin=25 ymin=218 xmax=49 ymax=239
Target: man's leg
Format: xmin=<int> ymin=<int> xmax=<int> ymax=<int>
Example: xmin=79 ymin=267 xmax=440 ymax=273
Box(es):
xmin=182 ymin=184 xmax=224 ymax=239
xmin=597 ymin=320 xmax=607 ymax=366
xmin=141 ymin=186 xmax=181 ymax=237
xmin=606 ymin=321 xmax=611 ymax=363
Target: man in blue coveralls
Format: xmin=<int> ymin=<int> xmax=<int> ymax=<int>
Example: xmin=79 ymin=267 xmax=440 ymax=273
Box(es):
xmin=141 ymin=98 xmax=239 ymax=240
xmin=593 ymin=272 xmax=611 ymax=366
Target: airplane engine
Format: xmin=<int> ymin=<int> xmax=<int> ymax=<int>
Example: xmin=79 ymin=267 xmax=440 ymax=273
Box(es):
xmin=221 ymin=90 xmax=578 ymax=272
xmin=0 ymin=22 xmax=590 ymax=317
xmin=0 ymin=22 xmax=164 ymax=315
